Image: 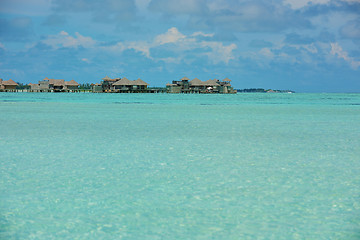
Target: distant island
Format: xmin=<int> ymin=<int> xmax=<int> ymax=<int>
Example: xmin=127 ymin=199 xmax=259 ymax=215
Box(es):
xmin=237 ymin=88 xmax=295 ymax=93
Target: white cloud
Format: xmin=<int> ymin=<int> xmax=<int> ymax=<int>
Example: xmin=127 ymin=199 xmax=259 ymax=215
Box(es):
xmin=74 ymin=32 xmax=96 ymax=48
xmin=191 ymin=32 xmax=215 ymax=38
xmin=42 ymin=31 xmax=96 ymax=49
xmin=247 ymin=40 xmax=322 ymax=67
xmin=106 ymin=42 xmax=127 ymax=52
xmin=303 ymin=44 xmax=318 ymax=54
xmin=127 ymin=41 xmax=151 ymax=58
xmin=259 ymin=48 xmax=275 ymax=58
xmin=157 ymin=57 xmax=181 ymax=64
xmin=153 ymin=28 xmax=236 ymax=64
xmin=201 ymin=42 xmax=237 ymax=64
xmin=103 ymin=27 xmax=237 ymax=64
xmin=104 ymin=41 xmax=151 ymax=58
xmin=154 ymin=27 xmax=186 ymax=45
xmin=330 ymin=42 xmax=360 ymax=69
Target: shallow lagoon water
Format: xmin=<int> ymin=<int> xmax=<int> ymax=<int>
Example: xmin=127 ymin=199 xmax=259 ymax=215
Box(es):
xmin=1 ymin=92 xmax=360 ymax=239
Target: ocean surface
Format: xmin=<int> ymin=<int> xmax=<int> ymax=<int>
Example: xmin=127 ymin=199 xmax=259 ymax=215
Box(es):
xmin=0 ymin=92 xmax=359 ymax=239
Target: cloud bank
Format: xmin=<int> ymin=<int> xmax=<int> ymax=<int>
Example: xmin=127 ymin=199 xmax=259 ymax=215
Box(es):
xmin=0 ymin=0 xmax=359 ymax=92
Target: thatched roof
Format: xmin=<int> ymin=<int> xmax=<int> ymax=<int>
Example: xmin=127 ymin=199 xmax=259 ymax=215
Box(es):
xmin=134 ymin=78 xmax=149 ymax=86
xmin=204 ymin=79 xmax=220 ymax=86
xmin=102 ymin=76 xmax=118 ymax=82
xmin=49 ymin=79 xmax=65 ymax=86
xmin=181 ymin=76 xmax=190 ymax=81
xmin=43 ymin=77 xmax=49 ymax=80
xmin=2 ymin=79 xmax=18 ymax=86
xmin=65 ymin=80 xmax=79 ymax=86
xmin=223 ymin=78 xmax=231 ymax=82
xmin=113 ymin=77 xmax=133 ymax=86
xmin=189 ymin=78 xmax=204 ymax=86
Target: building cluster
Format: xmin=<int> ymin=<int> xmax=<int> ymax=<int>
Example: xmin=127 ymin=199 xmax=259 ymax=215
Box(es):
xmin=1 ymin=76 xmax=237 ymax=94
xmin=29 ymin=78 xmax=80 ymax=92
xmin=92 ymin=76 xmax=149 ymax=93
xmin=166 ymin=77 xmax=236 ymax=94
xmin=0 ymin=79 xmax=18 ymax=91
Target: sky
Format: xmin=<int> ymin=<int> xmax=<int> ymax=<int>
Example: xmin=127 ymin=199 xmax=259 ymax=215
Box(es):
xmin=0 ymin=0 xmax=359 ymax=92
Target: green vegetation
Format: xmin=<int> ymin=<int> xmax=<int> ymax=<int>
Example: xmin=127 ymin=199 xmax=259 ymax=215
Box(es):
xmin=16 ymin=82 xmax=30 ymax=89
xmin=79 ymin=83 xmax=92 ymax=90
xmin=237 ymin=88 xmax=267 ymax=93
xmin=237 ymin=88 xmax=295 ymax=93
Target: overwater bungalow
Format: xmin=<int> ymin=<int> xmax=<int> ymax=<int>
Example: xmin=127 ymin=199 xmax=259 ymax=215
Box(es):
xmin=30 ymin=78 xmax=80 ymax=92
xmin=166 ymin=77 xmax=190 ymax=93
xmin=65 ymin=80 xmax=80 ymax=91
xmin=166 ymin=77 xmax=236 ymax=94
xmin=101 ymin=76 xmax=119 ymax=92
xmin=92 ymin=76 xmax=149 ymax=93
xmin=91 ymin=83 xmax=103 ymax=93
xmin=0 ymin=79 xmax=18 ymax=92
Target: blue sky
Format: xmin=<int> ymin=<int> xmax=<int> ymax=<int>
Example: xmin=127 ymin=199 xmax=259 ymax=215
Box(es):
xmin=0 ymin=0 xmax=359 ymax=92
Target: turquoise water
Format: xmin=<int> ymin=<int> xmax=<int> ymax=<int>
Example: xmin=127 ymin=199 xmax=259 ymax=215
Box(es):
xmin=1 ymin=92 xmax=360 ymax=239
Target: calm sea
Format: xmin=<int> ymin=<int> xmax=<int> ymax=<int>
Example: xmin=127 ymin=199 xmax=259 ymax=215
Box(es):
xmin=1 ymin=92 xmax=359 ymax=239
